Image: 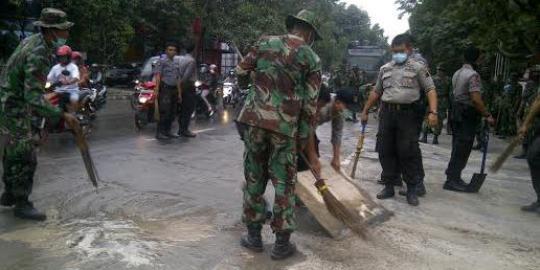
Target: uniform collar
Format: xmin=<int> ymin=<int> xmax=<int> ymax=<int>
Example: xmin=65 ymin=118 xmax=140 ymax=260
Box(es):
xmin=463 ymin=64 xmax=474 ymax=70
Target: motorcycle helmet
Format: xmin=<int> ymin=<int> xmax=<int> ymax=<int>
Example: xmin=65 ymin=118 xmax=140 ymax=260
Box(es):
xmin=56 ymin=45 xmax=72 ymax=57
xmin=56 ymin=45 xmax=72 ymax=65
xmin=71 ymin=51 xmax=82 ymax=60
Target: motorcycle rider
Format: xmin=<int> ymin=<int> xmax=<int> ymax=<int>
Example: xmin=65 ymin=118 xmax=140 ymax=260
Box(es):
xmin=0 ymin=8 xmax=79 ymax=221
xmin=47 ymin=45 xmax=80 ymax=113
xmin=72 ymin=51 xmax=89 ymax=88
xmin=199 ymin=64 xmax=215 ymax=116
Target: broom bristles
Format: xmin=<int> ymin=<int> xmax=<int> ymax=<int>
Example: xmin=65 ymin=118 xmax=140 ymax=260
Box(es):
xmin=320 ymin=188 xmax=367 ymax=237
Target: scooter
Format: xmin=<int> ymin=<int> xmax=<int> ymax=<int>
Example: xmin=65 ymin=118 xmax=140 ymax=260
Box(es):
xmin=132 ymin=81 xmax=157 ymax=130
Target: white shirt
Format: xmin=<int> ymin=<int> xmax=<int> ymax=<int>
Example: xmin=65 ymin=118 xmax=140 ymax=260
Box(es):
xmin=47 ymin=63 xmax=80 ymax=92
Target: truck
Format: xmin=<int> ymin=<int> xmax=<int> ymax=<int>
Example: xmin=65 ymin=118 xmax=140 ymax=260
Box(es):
xmin=346 ymin=42 xmax=386 ymax=82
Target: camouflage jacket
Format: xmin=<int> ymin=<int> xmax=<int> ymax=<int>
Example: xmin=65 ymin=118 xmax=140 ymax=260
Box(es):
xmin=236 ymin=34 xmax=322 ymax=139
xmin=0 ymin=33 xmax=62 ymax=138
xmin=433 ymin=74 xmax=450 ymax=107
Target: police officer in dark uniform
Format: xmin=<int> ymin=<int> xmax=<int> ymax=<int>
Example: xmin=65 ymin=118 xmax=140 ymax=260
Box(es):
xmin=444 ymin=46 xmax=495 ymax=192
xmin=361 ymin=34 xmax=438 ymax=206
xmin=154 ymin=41 xmax=182 ymax=140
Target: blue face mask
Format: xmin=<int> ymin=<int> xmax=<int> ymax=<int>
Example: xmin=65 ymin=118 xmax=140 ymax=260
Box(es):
xmin=52 ymin=32 xmax=67 ymax=48
xmin=392 ymin=53 xmax=408 ymax=64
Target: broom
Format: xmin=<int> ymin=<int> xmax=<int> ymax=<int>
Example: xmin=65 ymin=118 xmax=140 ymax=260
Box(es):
xmin=299 ymin=153 xmax=367 ymax=237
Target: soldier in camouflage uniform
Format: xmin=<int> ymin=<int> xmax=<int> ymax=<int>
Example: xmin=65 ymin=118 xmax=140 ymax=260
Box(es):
xmin=235 ymin=10 xmax=322 ymax=260
xmin=517 ymin=85 xmax=540 ymax=214
xmin=420 ymin=64 xmax=450 ymax=144
xmin=0 ymin=8 xmax=79 ymax=221
xmin=515 ymin=68 xmax=539 ymax=159
xmin=345 ymin=66 xmax=365 ymax=122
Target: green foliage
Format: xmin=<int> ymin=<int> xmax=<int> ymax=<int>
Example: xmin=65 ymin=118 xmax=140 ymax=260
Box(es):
xmin=396 ymin=0 xmax=540 ymax=72
xmin=2 ymin=0 xmax=389 ymax=67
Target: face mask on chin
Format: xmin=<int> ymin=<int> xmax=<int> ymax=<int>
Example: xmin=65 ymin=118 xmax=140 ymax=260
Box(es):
xmin=51 ymin=31 xmax=67 ymax=48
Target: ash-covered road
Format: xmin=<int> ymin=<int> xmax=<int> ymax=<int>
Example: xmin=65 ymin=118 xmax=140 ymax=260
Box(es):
xmin=0 ymin=99 xmax=539 ymax=270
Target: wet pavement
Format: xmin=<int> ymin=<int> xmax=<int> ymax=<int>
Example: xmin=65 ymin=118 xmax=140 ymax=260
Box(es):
xmin=0 ymin=99 xmax=539 ymax=270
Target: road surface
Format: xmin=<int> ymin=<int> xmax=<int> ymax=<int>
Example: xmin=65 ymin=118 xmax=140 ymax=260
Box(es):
xmin=0 ymin=98 xmax=539 ymax=270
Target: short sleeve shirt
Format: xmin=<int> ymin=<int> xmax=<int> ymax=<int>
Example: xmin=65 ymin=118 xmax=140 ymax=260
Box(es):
xmin=155 ymin=57 xmax=181 ymax=86
xmin=47 ymin=63 xmax=80 ymax=92
xmin=452 ymin=64 xmax=481 ymax=106
xmin=374 ymin=58 xmax=435 ymax=104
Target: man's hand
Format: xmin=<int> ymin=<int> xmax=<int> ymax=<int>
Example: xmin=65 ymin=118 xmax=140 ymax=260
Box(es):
xmin=486 ymin=115 xmax=496 ymax=126
xmin=428 ymin=113 xmax=438 ymax=128
xmin=331 ymin=156 xmax=340 ymax=172
xmin=360 ymin=111 xmax=369 ymax=124
xmin=62 ymin=112 xmax=80 ymax=130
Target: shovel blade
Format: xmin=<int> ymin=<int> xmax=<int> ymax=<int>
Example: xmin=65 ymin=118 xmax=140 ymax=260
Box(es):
xmin=468 ymin=173 xmax=487 ymax=193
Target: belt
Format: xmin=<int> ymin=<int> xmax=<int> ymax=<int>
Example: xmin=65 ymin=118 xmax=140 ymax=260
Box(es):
xmin=382 ymin=102 xmax=414 ymax=111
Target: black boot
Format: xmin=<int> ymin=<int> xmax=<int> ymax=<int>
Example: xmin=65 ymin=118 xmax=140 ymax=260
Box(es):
xmin=13 ymin=200 xmax=46 ymax=221
xmin=443 ymin=179 xmax=468 ymax=192
xmin=155 ymin=131 xmax=171 ymax=140
xmin=240 ymin=225 xmax=263 ymax=252
xmin=271 ymin=232 xmax=296 ymax=260
xmin=433 ymin=135 xmax=439 ymax=145
xmin=406 ymin=184 xmax=419 ymax=206
xmin=399 ymin=182 xmax=426 ymax=197
xmin=521 ymin=201 xmax=540 ymax=213
xmin=0 ymin=192 xmax=15 ymax=207
xmin=419 ymin=133 xmax=428 ymax=143
xmin=376 ymin=185 xmax=395 ymax=200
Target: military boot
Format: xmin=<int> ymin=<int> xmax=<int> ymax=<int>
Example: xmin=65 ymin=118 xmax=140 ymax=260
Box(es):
xmin=0 ymin=192 xmax=15 ymax=207
xmin=376 ymin=185 xmax=395 ymax=200
xmin=521 ymin=201 xmax=540 ymax=213
xmin=406 ymin=184 xmax=419 ymax=206
xmin=419 ymin=133 xmax=428 ymax=143
xmin=433 ymin=135 xmax=439 ymax=145
xmin=13 ymin=200 xmax=46 ymax=221
xmin=271 ymin=232 xmax=296 ymax=260
xmin=240 ymin=225 xmax=263 ymax=252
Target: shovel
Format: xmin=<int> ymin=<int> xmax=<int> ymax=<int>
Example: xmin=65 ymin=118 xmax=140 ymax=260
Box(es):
xmin=467 ymin=122 xmax=489 ymax=193
xmin=350 ymin=123 xmax=366 ymax=179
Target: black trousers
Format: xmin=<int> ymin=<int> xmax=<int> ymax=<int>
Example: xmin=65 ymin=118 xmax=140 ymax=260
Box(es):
xmin=378 ymin=107 xmax=423 ymax=185
xmin=527 ymin=136 xmax=540 ymax=201
xmin=158 ymin=84 xmax=178 ymax=134
xmin=178 ymin=81 xmax=196 ymax=133
xmin=445 ymin=106 xmax=480 ymax=180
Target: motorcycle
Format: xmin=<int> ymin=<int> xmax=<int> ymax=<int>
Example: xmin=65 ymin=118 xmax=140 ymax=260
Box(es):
xmin=81 ymin=78 xmax=107 ymax=120
xmin=132 ymin=81 xmax=157 ymax=130
xmin=222 ymin=81 xmax=237 ymax=107
xmin=35 ymin=81 xmax=94 ymax=142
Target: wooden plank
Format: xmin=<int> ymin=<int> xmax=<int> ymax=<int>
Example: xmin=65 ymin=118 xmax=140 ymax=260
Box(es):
xmin=296 ymin=160 xmax=392 ymax=239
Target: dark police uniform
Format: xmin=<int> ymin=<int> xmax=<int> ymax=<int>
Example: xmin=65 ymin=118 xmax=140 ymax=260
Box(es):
xmin=154 ymin=56 xmax=181 ymax=135
xmin=445 ymin=64 xmax=482 ymax=184
xmin=375 ymin=58 xmax=435 ymax=189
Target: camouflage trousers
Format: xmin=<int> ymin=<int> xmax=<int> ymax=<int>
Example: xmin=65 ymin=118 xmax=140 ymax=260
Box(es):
xmin=242 ymin=126 xmax=297 ymax=232
xmin=2 ymin=137 xmax=37 ymax=201
xmin=422 ymin=111 xmax=447 ymax=136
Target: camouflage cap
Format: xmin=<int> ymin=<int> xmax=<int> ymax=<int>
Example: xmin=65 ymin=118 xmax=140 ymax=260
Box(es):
xmin=286 ymin=9 xmax=322 ymax=40
xmin=33 ymin=8 xmax=74 ymax=30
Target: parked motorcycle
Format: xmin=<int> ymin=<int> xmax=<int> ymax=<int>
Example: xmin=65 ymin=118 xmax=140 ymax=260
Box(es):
xmin=132 ymin=81 xmax=157 ymax=130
